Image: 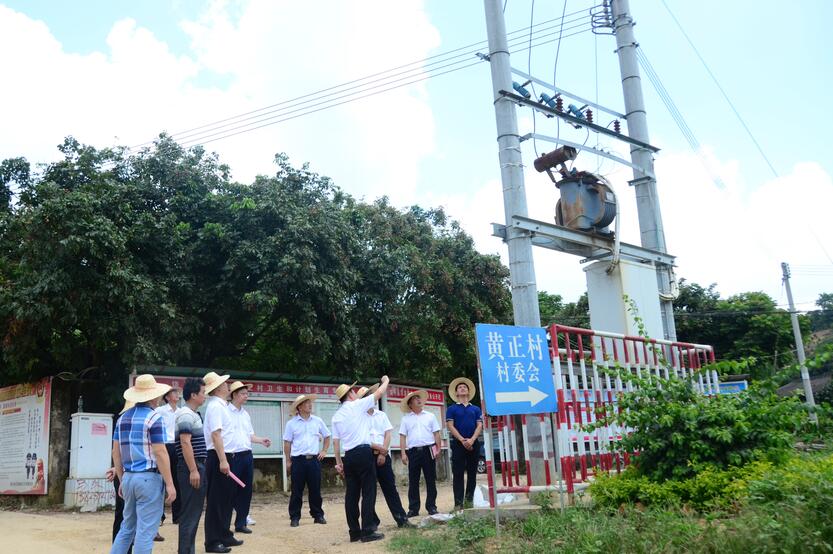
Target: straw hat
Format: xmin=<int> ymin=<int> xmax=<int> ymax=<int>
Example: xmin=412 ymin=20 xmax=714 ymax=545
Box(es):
xmin=162 ymin=385 xmax=180 ymax=402
xmin=335 ymin=381 xmax=358 ymax=400
xmin=123 ymin=374 xmax=171 ymax=403
xmin=290 ymin=394 xmax=317 ymax=414
xmin=203 ymin=371 xmax=230 ymax=394
xmin=229 ymin=381 xmax=252 ymax=395
xmin=400 ymin=390 xmax=428 ymax=413
xmin=448 ymin=377 xmax=477 ymax=403
xmin=357 ymin=383 xmax=379 ymax=398
xmin=119 ymin=400 xmax=135 ymax=415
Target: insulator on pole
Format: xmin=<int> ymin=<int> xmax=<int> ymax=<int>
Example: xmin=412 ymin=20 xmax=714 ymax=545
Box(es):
xmin=613 ymin=119 xmax=621 ymax=133
xmin=555 ymin=96 xmax=564 ymax=112
xmin=585 ymin=109 xmax=593 ymax=124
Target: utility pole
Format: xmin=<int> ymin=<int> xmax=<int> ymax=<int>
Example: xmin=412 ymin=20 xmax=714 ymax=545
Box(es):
xmin=610 ymin=0 xmax=677 ymax=340
xmin=483 ymin=0 xmax=541 ymax=329
xmin=782 ymin=262 xmax=818 ymax=423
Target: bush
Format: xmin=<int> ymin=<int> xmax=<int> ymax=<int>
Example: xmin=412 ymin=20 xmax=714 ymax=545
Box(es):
xmin=590 ymin=461 xmax=773 ymax=512
xmin=588 ymin=366 xmax=807 ymax=481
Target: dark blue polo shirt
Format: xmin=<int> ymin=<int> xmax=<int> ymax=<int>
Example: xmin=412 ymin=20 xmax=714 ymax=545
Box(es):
xmin=446 ymin=403 xmax=482 ymax=440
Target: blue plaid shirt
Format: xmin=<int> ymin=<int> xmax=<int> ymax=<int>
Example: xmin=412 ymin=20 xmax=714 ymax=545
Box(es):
xmin=113 ymin=405 xmax=166 ymax=472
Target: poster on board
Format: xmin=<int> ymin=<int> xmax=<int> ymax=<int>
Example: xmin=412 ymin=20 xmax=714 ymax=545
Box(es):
xmin=0 ymin=378 xmax=51 ymax=495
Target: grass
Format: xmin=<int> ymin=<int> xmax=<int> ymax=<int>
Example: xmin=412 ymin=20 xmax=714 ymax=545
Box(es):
xmin=389 ymin=451 xmax=833 ymax=554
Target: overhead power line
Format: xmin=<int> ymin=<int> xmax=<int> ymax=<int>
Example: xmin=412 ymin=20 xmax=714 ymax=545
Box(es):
xmin=660 ymin=0 xmax=779 ymax=178
xmin=128 ymin=9 xmax=591 ymax=151
xmin=168 ymin=23 xmax=593 ymax=149
xmin=635 ymin=47 xmax=726 ymax=189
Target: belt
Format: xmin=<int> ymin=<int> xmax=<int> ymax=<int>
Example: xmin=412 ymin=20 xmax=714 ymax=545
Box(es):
xmin=127 ymin=468 xmax=159 ymax=473
xmin=345 ymin=444 xmax=371 ymax=455
xmin=408 ymin=445 xmax=433 ymax=452
xmin=292 ymin=454 xmax=316 ymax=460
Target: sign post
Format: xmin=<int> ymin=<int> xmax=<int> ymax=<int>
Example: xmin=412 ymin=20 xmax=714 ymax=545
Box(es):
xmin=474 ymin=323 xmax=559 ymax=531
xmin=475 ymin=324 xmax=558 ymax=416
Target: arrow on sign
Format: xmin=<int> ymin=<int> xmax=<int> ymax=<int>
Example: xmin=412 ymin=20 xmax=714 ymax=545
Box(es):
xmin=495 ymin=386 xmax=549 ymax=407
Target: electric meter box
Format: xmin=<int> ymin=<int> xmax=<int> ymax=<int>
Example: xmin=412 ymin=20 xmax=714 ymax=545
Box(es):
xmin=68 ymin=412 xmax=113 ymax=479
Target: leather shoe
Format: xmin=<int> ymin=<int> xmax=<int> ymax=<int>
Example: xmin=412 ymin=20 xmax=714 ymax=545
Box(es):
xmin=361 ymin=532 xmax=385 ymax=543
xmin=397 ymin=519 xmax=415 ymax=528
xmin=154 ymin=533 xmax=165 ymax=542
xmin=235 ymin=526 xmax=252 ymax=534
xmin=349 ymin=533 xmax=361 ymax=543
xmin=206 ymin=545 xmax=232 ymax=554
xmin=290 ymin=519 xmax=300 ymax=527
xmin=223 ymin=537 xmax=244 ymax=547
xmin=313 ymin=517 xmax=327 ymax=524
xmin=427 ymin=509 xmax=439 ymax=515
xmin=406 ymin=510 xmax=419 ymax=518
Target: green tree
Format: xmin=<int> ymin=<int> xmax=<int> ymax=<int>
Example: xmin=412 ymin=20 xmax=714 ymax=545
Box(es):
xmin=538 ymin=290 xmax=589 ymax=328
xmin=811 ymin=292 xmax=833 ymax=331
xmin=0 ymin=136 xmax=512 ymax=400
xmin=673 ymin=280 xmax=805 ymax=377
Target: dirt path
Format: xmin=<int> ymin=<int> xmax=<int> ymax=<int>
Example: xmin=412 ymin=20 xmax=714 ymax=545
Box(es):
xmin=0 ymin=481 xmax=471 ymax=554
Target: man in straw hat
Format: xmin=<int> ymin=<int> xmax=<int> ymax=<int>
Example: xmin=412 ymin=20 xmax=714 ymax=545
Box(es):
xmin=201 ymin=371 xmax=242 ymax=554
xmin=398 ymin=389 xmax=442 ymax=517
xmin=174 ymin=377 xmax=207 ymax=554
xmin=356 ymin=386 xmax=412 ymax=530
xmin=282 ymin=392 xmax=331 ymax=528
xmin=228 ymin=381 xmax=272 ymax=534
xmin=331 ymin=375 xmax=390 ymax=543
xmin=445 ymin=377 xmax=483 ymax=510
xmin=154 ymin=384 xmax=182 ymax=527
xmin=110 ymin=374 xmax=176 ymax=554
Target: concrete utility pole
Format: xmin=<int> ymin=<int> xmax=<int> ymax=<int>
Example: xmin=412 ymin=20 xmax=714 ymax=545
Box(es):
xmin=483 ymin=0 xmax=541 ymax=329
xmin=611 ymin=0 xmax=677 ymax=340
xmin=782 ymin=262 xmax=818 ymax=423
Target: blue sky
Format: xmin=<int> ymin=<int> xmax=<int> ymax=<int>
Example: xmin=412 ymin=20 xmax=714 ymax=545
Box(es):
xmin=1 ymin=0 xmax=831 ymax=314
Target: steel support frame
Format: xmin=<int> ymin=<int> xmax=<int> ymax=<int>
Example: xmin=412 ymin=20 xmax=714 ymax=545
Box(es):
xmin=492 ymin=215 xmax=676 ymax=267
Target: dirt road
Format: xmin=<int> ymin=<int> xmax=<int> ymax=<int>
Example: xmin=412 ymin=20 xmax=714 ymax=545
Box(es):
xmin=0 ymin=481 xmax=471 ymax=554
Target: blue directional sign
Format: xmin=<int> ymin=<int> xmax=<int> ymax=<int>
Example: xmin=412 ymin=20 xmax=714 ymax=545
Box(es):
xmin=717 ymin=381 xmax=748 ymax=395
xmin=475 ymin=323 xmax=558 ymax=416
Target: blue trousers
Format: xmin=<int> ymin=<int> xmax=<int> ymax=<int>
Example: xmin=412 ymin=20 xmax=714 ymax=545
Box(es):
xmin=232 ymin=450 xmax=254 ymax=529
xmin=288 ymin=455 xmax=323 ymax=520
xmin=110 ymin=471 xmax=164 ymax=554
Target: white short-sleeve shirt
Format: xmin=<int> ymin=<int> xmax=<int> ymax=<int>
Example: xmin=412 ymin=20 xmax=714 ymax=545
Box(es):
xmin=330 ymin=395 xmax=376 ymax=452
xmin=282 ymin=414 xmax=331 ymax=456
xmin=368 ymin=410 xmax=393 ymax=447
xmin=399 ymin=410 xmax=440 ymax=448
xmin=203 ymin=396 xmax=235 ymax=451
xmin=154 ymin=403 xmax=178 ymax=444
xmin=227 ymin=404 xmax=254 ymax=453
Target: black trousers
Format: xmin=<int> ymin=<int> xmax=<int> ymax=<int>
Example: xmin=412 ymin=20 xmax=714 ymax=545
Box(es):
xmin=231 ymin=450 xmax=254 ymax=530
xmin=451 ymin=440 xmax=480 ymax=506
xmin=165 ymin=443 xmax=182 ymax=522
xmin=407 ymin=446 xmax=437 ymax=513
xmin=371 ymin=454 xmax=407 ymax=527
xmin=343 ymin=445 xmax=377 ymax=539
xmin=112 ymin=476 xmax=133 ymax=554
xmin=288 ymin=455 xmax=324 ymax=520
xmin=177 ymin=458 xmax=206 ymax=554
xmin=204 ymin=450 xmax=236 ymax=548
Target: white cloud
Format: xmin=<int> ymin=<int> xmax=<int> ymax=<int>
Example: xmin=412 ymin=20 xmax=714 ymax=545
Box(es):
xmin=0 ymin=0 xmax=440 ymax=206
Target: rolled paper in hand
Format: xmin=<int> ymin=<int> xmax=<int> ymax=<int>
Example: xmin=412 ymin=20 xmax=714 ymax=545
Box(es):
xmin=228 ymin=470 xmax=246 ymax=488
